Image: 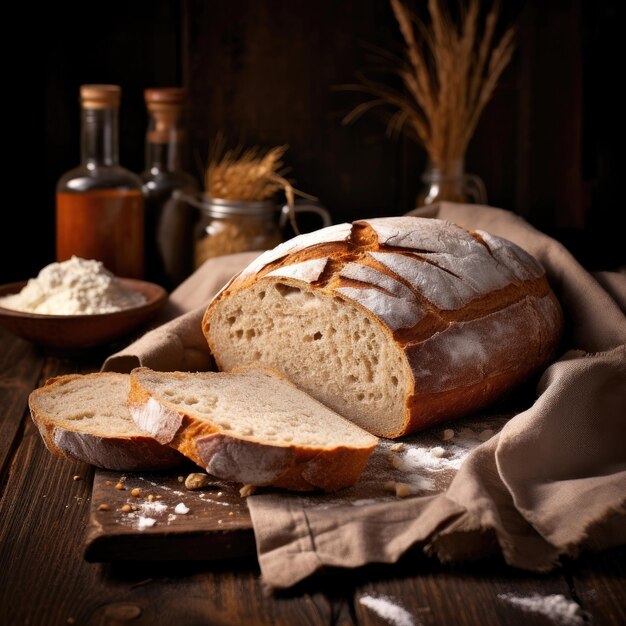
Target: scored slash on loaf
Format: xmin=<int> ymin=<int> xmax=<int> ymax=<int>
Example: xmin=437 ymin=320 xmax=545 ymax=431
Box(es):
xmin=203 ymin=216 xmax=563 ymax=438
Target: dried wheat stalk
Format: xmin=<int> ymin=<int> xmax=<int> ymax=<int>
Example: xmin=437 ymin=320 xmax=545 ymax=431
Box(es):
xmin=344 ymin=0 xmax=516 ymax=164
xmin=205 ymin=143 xmax=292 ymax=202
xmin=204 ymin=142 xmax=316 ymax=233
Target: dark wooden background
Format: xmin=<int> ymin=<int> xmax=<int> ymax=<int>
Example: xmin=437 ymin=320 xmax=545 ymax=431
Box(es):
xmin=5 ymin=0 xmax=623 ymax=285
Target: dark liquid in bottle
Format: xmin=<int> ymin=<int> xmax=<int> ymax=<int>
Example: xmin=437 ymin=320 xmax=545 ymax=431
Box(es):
xmin=56 ymin=189 xmax=144 ymax=278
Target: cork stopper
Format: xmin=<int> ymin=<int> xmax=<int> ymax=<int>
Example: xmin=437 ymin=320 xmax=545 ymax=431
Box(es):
xmin=80 ymin=84 xmax=121 ymax=109
xmin=145 ymin=88 xmax=187 ymax=144
xmin=144 ymin=87 xmax=187 ymax=106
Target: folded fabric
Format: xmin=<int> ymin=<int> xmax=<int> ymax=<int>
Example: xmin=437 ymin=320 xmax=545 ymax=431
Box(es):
xmin=103 ymin=203 xmax=626 ymax=589
xmin=103 ymin=251 xmax=260 ymax=373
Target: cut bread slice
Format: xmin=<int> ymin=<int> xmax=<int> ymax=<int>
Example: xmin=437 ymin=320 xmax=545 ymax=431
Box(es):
xmin=128 ymin=367 xmax=378 ymax=492
xmin=29 ymin=372 xmax=184 ymax=471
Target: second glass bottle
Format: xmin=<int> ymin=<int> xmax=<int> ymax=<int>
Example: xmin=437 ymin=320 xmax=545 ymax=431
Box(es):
xmin=141 ymin=88 xmax=198 ymax=287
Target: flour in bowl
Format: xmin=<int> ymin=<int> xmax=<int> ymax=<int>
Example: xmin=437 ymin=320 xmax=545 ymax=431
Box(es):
xmin=0 ymin=256 xmax=146 ymax=315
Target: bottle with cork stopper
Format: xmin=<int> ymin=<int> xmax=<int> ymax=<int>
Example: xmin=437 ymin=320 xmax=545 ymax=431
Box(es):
xmin=56 ymin=84 xmax=144 ymax=279
xmin=141 ymin=88 xmax=197 ymax=288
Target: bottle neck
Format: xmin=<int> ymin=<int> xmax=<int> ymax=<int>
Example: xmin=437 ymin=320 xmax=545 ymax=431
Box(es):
xmin=81 ymin=107 xmax=119 ymax=167
xmin=145 ymin=107 xmax=184 ymax=174
xmin=145 ymin=133 xmax=183 ymax=173
xmin=423 ymin=159 xmax=465 ymax=182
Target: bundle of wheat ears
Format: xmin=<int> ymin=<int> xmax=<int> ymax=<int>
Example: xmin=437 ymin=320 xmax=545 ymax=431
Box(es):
xmin=205 ymin=144 xmax=293 ymax=203
xmin=344 ymin=0 xmax=516 ymax=165
xmin=205 ymin=143 xmax=317 ymax=232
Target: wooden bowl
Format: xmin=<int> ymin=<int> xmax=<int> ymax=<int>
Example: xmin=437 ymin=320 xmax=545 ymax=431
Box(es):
xmin=0 ymin=279 xmax=168 ymax=350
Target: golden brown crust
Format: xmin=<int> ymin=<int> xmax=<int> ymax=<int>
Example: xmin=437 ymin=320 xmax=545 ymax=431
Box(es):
xmin=187 ymin=431 xmax=372 ymax=492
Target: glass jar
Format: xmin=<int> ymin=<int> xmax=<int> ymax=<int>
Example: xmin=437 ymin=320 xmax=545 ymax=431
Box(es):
xmin=177 ymin=194 xmax=332 ymax=270
xmin=416 ymin=159 xmax=487 ymax=207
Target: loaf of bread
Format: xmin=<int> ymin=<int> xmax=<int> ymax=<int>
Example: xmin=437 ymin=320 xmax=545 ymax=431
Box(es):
xmin=203 ymin=216 xmax=563 ymax=438
xmin=29 ymin=373 xmax=184 ymax=471
xmin=128 ymin=367 xmax=378 ymax=492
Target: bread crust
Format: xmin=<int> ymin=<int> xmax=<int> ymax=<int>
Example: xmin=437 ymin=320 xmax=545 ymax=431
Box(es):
xmin=29 ymin=373 xmax=183 ymax=471
xmin=128 ymin=368 xmax=376 ymax=492
xmin=203 ymin=217 xmax=563 ymax=436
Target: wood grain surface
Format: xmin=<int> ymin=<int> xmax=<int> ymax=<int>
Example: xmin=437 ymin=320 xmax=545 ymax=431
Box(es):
xmin=0 ymin=328 xmax=624 ymax=626
xmin=85 ymin=469 xmax=255 ymax=561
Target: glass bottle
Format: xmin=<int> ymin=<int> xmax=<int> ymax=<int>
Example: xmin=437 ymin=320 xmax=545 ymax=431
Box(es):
xmin=416 ymin=159 xmax=487 ymax=207
xmin=56 ymin=84 xmax=144 ymax=278
xmin=141 ymin=88 xmax=198 ymax=288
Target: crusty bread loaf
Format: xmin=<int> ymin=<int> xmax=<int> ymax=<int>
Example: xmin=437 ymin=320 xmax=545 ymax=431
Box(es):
xmin=29 ymin=373 xmax=184 ymax=471
xmin=203 ymin=216 xmax=563 ymax=438
xmin=128 ymin=367 xmax=378 ymax=492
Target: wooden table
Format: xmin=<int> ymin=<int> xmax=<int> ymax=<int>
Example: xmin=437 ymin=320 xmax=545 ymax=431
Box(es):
xmin=0 ymin=327 xmax=624 ymax=626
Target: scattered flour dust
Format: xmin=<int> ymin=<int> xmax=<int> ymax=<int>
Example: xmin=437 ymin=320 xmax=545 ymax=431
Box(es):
xmin=387 ymin=424 xmax=496 ymax=483
xmin=0 ymin=256 xmax=145 ymax=315
xmin=120 ymin=499 xmax=172 ymax=531
xmin=295 ymin=421 xmax=506 ymax=511
xmin=498 ymin=593 xmax=585 ymax=625
xmin=359 ymin=594 xmax=417 ymax=626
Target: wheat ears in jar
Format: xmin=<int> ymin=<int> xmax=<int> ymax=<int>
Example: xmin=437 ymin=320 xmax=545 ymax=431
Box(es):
xmin=343 ymin=0 xmax=516 ymax=164
xmin=205 ymin=143 xmax=315 ymax=233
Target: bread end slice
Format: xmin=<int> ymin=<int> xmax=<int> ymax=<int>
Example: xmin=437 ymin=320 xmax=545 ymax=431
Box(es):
xmin=129 ymin=367 xmax=378 ymax=492
xmin=29 ymin=373 xmax=184 ymax=471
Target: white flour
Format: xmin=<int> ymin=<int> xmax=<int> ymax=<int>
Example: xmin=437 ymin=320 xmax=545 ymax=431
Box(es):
xmin=498 ymin=593 xmax=584 ymax=625
xmin=359 ymin=594 xmax=417 ymax=626
xmin=138 ymin=500 xmax=167 ymax=515
xmin=0 ymin=256 xmax=145 ymax=315
xmin=389 ymin=425 xmax=493 ymax=476
xmin=120 ymin=499 xmax=170 ymax=530
xmin=137 ymin=516 xmax=156 ymax=529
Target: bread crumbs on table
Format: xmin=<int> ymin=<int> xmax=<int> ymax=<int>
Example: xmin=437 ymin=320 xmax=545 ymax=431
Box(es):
xmin=440 ymin=429 xmax=455 ymax=441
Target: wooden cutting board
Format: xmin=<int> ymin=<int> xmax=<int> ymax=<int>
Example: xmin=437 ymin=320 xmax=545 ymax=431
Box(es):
xmin=84 ymin=468 xmax=256 ymax=561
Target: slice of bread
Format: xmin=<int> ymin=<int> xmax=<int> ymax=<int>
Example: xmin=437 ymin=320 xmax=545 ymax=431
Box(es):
xmin=29 ymin=372 xmax=184 ymax=471
xmin=128 ymin=367 xmax=378 ymax=492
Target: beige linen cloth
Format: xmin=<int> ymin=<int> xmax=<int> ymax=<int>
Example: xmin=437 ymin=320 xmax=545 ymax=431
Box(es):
xmin=103 ymin=203 xmax=626 ymax=589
